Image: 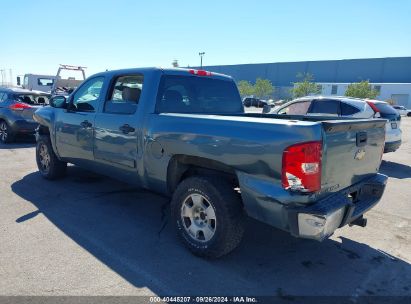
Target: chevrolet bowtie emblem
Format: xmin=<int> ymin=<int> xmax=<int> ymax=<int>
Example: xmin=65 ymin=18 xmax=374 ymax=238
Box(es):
xmin=354 ymin=149 xmax=366 ymax=160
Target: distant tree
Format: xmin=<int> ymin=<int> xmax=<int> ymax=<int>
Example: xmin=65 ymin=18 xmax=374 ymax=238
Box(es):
xmin=237 ymin=80 xmax=254 ymax=97
xmin=172 ymin=60 xmax=179 ymax=67
xmin=345 ymin=80 xmax=379 ymax=99
xmin=385 ymin=99 xmax=395 ymax=105
xmin=254 ymin=78 xmax=274 ymax=99
xmin=290 ymin=73 xmax=321 ymax=98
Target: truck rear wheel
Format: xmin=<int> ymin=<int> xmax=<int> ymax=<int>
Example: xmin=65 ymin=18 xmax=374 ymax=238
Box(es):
xmin=171 ymin=176 xmax=245 ymax=258
xmin=36 ymin=135 xmax=67 ymax=180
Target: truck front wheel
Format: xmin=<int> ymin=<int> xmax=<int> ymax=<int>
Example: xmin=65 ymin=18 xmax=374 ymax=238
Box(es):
xmin=171 ymin=176 xmax=245 ymax=258
xmin=36 ymin=135 xmax=67 ymax=180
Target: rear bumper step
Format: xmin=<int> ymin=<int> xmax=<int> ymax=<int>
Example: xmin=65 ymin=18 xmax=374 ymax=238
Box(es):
xmin=286 ymin=173 xmax=388 ymax=241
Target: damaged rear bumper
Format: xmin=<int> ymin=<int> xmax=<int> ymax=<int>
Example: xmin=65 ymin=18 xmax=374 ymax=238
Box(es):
xmin=286 ymin=173 xmax=388 ymax=241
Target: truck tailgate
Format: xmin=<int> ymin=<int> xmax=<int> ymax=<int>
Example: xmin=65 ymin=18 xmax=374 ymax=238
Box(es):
xmin=320 ymin=119 xmax=386 ymax=194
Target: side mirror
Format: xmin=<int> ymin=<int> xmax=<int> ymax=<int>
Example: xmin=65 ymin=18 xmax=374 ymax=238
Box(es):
xmin=16 ymin=76 xmax=21 ymax=86
xmin=50 ymin=96 xmax=68 ymax=109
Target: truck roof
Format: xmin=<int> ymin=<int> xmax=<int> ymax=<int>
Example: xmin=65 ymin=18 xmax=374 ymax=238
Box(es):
xmin=92 ymin=67 xmax=233 ymax=81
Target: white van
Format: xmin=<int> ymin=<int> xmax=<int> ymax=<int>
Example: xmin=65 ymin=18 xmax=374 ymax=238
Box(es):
xmin=18 ymin=74 xmax=56 ymax=93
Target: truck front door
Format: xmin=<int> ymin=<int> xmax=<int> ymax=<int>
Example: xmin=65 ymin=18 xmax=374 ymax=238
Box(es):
xmin=93 ymin=74 xmax=142 ymax=171
xmin=55 ymin=76 xmax=105 ymax=163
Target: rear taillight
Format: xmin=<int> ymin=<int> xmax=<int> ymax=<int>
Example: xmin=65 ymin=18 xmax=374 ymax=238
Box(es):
xmin=9 ymin=103 xmax=32 ymax=111
xmin=188 ymin=69 xmax=212 ymax=76
xmin=282 ymin=141 xmax=322 ymax=192
xmin=366 ymin=101 xmax=380 ymax=114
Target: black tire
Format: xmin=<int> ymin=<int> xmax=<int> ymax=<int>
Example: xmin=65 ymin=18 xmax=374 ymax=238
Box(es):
xmin=36 ymin=135 xmax=67 ymax=180
xmin=0 ymin=120 xmax=14 ymax=143
xmin=171 ymin=176 xmax=245 ymax=258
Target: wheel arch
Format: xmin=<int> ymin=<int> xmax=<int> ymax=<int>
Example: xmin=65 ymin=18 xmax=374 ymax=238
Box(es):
xmin=37 ymin=125 xmax=50 ymax=136
xmin=167 ymin=155 xmax=239 ymax=194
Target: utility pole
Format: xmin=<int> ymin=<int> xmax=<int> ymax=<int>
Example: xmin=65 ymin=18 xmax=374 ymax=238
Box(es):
xmin=199 ymin=52 xmax=205 ymax=68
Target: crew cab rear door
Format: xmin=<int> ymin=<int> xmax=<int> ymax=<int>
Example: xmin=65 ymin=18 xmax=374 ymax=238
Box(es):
xmin=93 ymin=74 xmax=142 ymax=170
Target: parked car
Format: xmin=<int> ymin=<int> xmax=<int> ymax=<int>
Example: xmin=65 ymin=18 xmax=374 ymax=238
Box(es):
xmin=243 ymin=97 xmax=267 ymax=108
xmin=366 ymin=100 xmax=402 ymax=153
xmin=271 ymin=96 xmax=402 ymax=153
xmin=0 ymin=88 xmax=50 ymax=143
xmin=33 ymin=68 xmax=388 ymax=258
xmin=392 ymin=105 xmax=408 ymax=116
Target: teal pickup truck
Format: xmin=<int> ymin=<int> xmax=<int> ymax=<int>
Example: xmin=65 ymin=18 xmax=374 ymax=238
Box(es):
xmin=33 ymin=67 xmax=388 ymax=258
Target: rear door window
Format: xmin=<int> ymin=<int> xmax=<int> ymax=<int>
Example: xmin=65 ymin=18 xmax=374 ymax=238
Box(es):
xmin=341 ymin=102 xmax=360 ymax=116
xmin=308 ymin=99 xmax=340 ymax=115
xmin=278 ymin=100 xmax=311 ymax=115
xmin=156 ymin=75 xmax=243 ymax=114
xmin=104 ymin=74 xmax=143 ymax=114
xmin=14 ymin=94 xmax=51 ymax=105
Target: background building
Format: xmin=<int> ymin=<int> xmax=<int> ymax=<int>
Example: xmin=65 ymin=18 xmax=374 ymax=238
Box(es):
xmin=202 ymin=57 xmax=411 ymax=107
xmin=317 ymin=82 xmax=411 ymax=107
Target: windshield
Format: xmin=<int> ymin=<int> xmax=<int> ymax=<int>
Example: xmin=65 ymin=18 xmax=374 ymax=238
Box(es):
xmin=156 ymin=75 xmax=243 ymax=114
xmin=15 ymin=94 xmax=50 ymax=105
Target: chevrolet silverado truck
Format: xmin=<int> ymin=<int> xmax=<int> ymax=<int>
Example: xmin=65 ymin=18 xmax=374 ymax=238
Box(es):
xmin=33 ymin=68 xmax=388 ymax=258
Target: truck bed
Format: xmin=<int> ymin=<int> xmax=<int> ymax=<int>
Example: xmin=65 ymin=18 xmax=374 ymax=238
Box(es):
xmin=148 ymin=112 xmax=386 ymax=200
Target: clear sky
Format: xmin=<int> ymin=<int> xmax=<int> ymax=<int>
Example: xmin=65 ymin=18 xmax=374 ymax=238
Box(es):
xmin=1 ymin=0 xmax=410 ymax=82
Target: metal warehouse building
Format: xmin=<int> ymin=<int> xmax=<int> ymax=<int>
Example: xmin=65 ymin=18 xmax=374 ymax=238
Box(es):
xmin=203 ymin=57 xmax=411 ymax=107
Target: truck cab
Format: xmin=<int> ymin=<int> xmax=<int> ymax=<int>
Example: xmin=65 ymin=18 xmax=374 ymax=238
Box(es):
xmin=33 ymin=67 xmax=388 ymax=258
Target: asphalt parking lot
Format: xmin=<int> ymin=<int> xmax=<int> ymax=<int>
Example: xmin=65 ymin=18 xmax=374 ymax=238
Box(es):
xmin=0 ymin=119 xmax=410 ymax=297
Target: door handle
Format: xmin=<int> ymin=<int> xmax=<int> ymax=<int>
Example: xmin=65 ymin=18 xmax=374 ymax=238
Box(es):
xmin=356 ymin=131 xmax=367 ymax=147
xmin=119 ymin=124 xmax=135 ymax=134
xmin=80 ymin=120 xmax=92 ymax=128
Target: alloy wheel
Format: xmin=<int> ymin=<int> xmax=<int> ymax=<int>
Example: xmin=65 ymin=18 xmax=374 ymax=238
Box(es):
xmin=0 ymin=122 xmax=7 ymax=142
xmin=38 ymin=143 xmax=51 ymax=173
xmin=181 ymin=193 xmax=217 ymax=242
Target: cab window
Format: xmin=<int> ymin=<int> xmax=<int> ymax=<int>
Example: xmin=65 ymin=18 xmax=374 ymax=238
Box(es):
xmin=156 ymin=75 xmax=242 ymax=114
xmin=37 ymin=78 xmax=54 ymax=86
